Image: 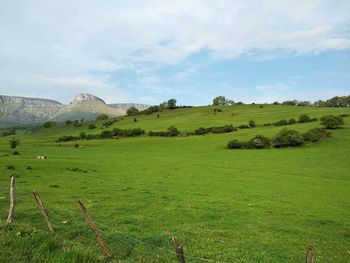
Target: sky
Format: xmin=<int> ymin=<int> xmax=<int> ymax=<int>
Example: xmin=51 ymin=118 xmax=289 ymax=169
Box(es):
xmin=0 ymin=0 xmax=349 ymax=105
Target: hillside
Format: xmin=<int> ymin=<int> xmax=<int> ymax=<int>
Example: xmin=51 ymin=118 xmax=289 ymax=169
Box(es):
xmin=0 ymin=93 xmax=149 ymax=127
xmin=0 ymin=104 xmax=349 ymax=262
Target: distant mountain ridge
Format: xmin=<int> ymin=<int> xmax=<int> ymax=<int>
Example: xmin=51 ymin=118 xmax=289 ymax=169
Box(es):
xmin=0 ymin=93 xmax=149 ymax=127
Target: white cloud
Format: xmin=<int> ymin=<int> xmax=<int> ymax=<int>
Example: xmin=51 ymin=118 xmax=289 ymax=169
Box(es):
xmin=0 ymin=0 xmax=349 ymax=101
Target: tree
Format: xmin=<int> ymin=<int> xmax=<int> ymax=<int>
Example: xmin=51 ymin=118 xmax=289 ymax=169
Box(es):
xmin=213 ymin=96 xmax=226 ymax=106
xmin=9 ymin=138 xmax=19 ymax=149
xmin=96 ymin=114 xmax=108 ymax=120
xmin=126 ymin=106 xmax=140 ymax=116
xmin=167 ymin=99 xmax=177 ymax=109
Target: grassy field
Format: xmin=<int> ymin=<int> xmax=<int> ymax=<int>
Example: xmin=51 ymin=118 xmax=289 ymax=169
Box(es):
xmin=0 ymin=104 xmax=350 ymax=262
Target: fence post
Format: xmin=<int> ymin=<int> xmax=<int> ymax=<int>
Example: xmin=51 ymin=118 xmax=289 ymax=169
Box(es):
xmin=32 ymin=190 xmax=55 ymax=236
xmin=306 ymin=245 xmax=314 ymax=263
xmin=172 ymin=237 xmax=185 ymax=263
xmin=6 ymin=176 xmax=15 ymax=226
xmin=76 ymin=199 xmax=112 ymax=258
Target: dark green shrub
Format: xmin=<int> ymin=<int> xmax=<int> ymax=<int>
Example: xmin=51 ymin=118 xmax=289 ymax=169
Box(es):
xmin=264 ymin=123 xmax=271 ymax=126
xmin=79 ymin=132 xmax=86 ymax=139
xmin=288 ymin=118 xmax=296 ymax=125
xmin=43 ymin=121 xmax=57 ymax=128
xmin=12 ymin=150 xmax=20 ymax=155
xmin=274 ymin=119 xmax=288 ymax=126
xmin=238 ymin=124 xmax=250 ymax=129
xmin=339 ymin=114 xmax=349 ymax=117
xmin=27 ymin=166 xmax=33 ymax=170
xmin=1 ymin=129 xmax=16 ymax=137
xmin=6 ymin=164 xmax=15 ymax=170
xmin=9 ymin=138 xmax=19 ymax=149
xmin=96 ymin=114 xmax=108 ymax=120
xmin=134 ymin=118 xmax=137 ymax=122
xmin=298 ymin=114 xmax=311 ymax=123
xmin=168 ymin=126 xmax=179 ymax=137
xmin=195 ymin=127 xmax=209 ymax=135
xmin=303 ymin=128 xmax=331 ymax=142
xmin=88 ymin=124 xmax=96 ymax=129
xmin=227 ymin=140 xmax=244 ymax=149
xmin=247 ymin=135 xmax=271 ymax=149
xmin=272 ymin=129 xmax=304 ymax=148
xmin=65 ymin=120 xmax=73 ymax=125
xmin=126 ymin=106 xmax=140 ymax=116
xmin=249 ymin=120 xmax=256 ymax=127
xmin=208 ymin=125 xmax=236 ymax=134
xmin=57 ymin=135 xmax=79 ymax=142
xmin=73 ymin=120 xmax=82 ymax=127
xmin=320 ymin=115 xmax=344 ymax=129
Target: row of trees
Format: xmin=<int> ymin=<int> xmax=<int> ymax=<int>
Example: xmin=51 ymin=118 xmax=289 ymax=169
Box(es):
xmin=126 ymin=99 xmax=178 ymax=116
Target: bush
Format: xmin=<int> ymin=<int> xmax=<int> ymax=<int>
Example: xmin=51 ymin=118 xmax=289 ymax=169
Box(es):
xmin=126 ymin=106 xmax=140 ymax=116
xmin=168 ymin=126 xmax=180 ymax=137
xmin=12 ymin=150 xmax=20 ymax=155
xmin=1 ymin=129 xmax=16 ymax=137
xmin=298 ymin=114 xmax=311 ymax=123
xmin=9 ymin=138 xmax=19 ymax=149
xmin=274 ymin=119 xmax=288 ymax=126
xmin=88 ymin=123 xmax=96 ymax=129
xmin=288 ymin=118 xmax=296 ymax=125
xmin=208 ymin=125 xmax=236 ymax=133
xmin=6 ymin=164 xmax=15 ymax=170
xmin=249 ymin=120 xmax=256 ymax=128
xmin=65 ymin=120 xmax=73 ymax=125
xmin=73 ymin=120 xmax=83 ymax=127
xmin=43 ymin=121 xmax=57 ymax=128
xmin=272 ymin=129 xmax=304 ymax=148
xmin=238 ymin=124 xmax=250 ymax=129
xmin=227 ymin=140 xmax=244 ymax=149
xmin=96 ymin=114 xmax=108 ymax=120
xmin=57 ymin=135 xmax=79 ymax=142
xmin=263 ymin=123 xmax=271 ymax=126
xmin=247 ymin=135 xmax=271 ymax=149
xmin=303 ymin=128 xmax=331 ymax=142
xmin=320 ymin=115 xmax=344 ymax=129
xmin=195 ymin=127 xmax=209 ymax=135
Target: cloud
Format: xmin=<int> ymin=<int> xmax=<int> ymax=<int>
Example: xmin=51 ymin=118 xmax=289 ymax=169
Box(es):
xmin=0 ymin=0 xmax=349 ymax=101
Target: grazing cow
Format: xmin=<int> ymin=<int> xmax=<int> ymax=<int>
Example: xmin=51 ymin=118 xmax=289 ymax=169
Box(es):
xmin=36 ymin=156 xmax=47 ymax=160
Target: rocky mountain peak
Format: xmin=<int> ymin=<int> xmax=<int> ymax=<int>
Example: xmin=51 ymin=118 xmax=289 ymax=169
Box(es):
xmin=72 ymin=93 xmax=105 ymax=104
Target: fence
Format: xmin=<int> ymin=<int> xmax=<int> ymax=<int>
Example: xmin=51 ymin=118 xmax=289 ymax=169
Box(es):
xmin=1 ymin=176 xmax=315 ymax=263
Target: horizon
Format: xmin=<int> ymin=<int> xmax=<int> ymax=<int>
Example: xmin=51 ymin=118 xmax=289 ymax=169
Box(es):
xmin=1 ymin=1 xmax=350 ymax=105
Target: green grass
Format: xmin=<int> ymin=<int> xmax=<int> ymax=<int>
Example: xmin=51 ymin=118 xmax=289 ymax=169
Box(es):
xmin=0 ymin=105 xmax=350 ymax=262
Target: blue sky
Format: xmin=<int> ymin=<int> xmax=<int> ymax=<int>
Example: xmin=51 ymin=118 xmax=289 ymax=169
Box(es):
xmin=0 ymin=1 xmax=349 ymax=105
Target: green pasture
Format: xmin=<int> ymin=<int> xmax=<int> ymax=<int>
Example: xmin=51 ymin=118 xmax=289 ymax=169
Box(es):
xmin=0 ymin=105 xmax=349 ymax=262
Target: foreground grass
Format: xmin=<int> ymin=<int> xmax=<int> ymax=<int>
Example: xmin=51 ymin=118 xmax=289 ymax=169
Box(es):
xmin=0 ymin=105 xmax=349 ymax=262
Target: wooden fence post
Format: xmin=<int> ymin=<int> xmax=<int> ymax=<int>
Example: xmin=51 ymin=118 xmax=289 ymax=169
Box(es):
xmin=32 ymin=190 xmax=55 ymax=236
xmin=76 ymin=199 xmax=112 ymax=258
xmin=306 ymin=245 xmax=314 ymax=263
xmin=6 ymin=176 xmax=15 ymax=226
xmin=172 ymin=237 xmax=185 ymax=263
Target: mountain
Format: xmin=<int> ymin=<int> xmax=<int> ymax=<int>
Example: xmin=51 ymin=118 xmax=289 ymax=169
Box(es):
xmin=0 ymin=93 xmax=149 ymax=127
xmin=0 ymin=95 xmax=64 ymax=127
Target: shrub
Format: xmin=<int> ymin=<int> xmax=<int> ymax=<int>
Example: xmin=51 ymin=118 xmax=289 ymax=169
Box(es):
xmin=303 ymin=128 xmax=331 ymax=142
xmin=298 ymin=114 xmax=311 ymax=123
xmin=168 ymin=126 xmax=180 ymax=137
xmin=6 ymin=164 xmax=15 ymax=170
xmin=126 ymin=106 xmax=140 ymax=116
xmin=96 ymin=114 xmax=108 ymax=120
xmin=27 ymin=166 xmax=33 ymax=170
xmin=249 ymin=120 xmax=256 ymax=128
xmin=272 ymin=129 xmax=304 ymax=148
xmin=288 ymin=118 xmax=297 ymax=125
xmin=320 ymin=115 xmax=344 ymax=129
xmin=57 ymin=135 xmax=79 ymax=142
xmin=65 ymin=120 xmax=73 ymax=125
xmin=274 ymin=119 xmax=288 ymax=126
xmin=263 ymin=123 xmax=271 ymax=126
xmin=43 ymin=121 xmax=57 ymax=128
xmin=12 ymin=150 xmax=20 ymax=155
xmin=247 ymin=135 xmax=271 ymax=149
xmin=1 ymin=129 xmax=16 ymax=137
xmin=227 ymin=140 xmax=244 ymax=149
xmin=88 ymin=123 xmax=96 ymax=129
xmin=134 ymin=118 xmax=137 ymax=122
xmin=339 ymin=114 xmax=349 ymax=117
xmin=9 ymin=138 xmax=19 ymax=149
xmin=238 ymin=124 xmax=250 ymax=129
xmin=73 ymin=120 xmax=83 ymax=127
xmin=195 ymin=127 xmax=209 ymax=135
xmin=208 ymin=125 xmax=236 ymax=133
xmin=79 ymin=132 xmax=86 ymax=139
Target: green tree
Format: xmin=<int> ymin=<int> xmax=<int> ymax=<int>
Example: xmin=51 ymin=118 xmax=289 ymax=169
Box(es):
xmin=96 ymin=114 xmax=108 ymax=120
xmin=213 ymin=96 xmax=226 ymax=106
xmin=126 ymin=106 xmax=140 ymax=116
xmin=9 ymin=138 xmax=19 ymax=149
xmin=167 ymin=99 xmax=177 ymax=109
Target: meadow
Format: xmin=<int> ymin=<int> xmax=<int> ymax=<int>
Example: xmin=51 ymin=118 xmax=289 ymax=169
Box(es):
xmin=0 ymin=104 xmax=349 ymax=262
